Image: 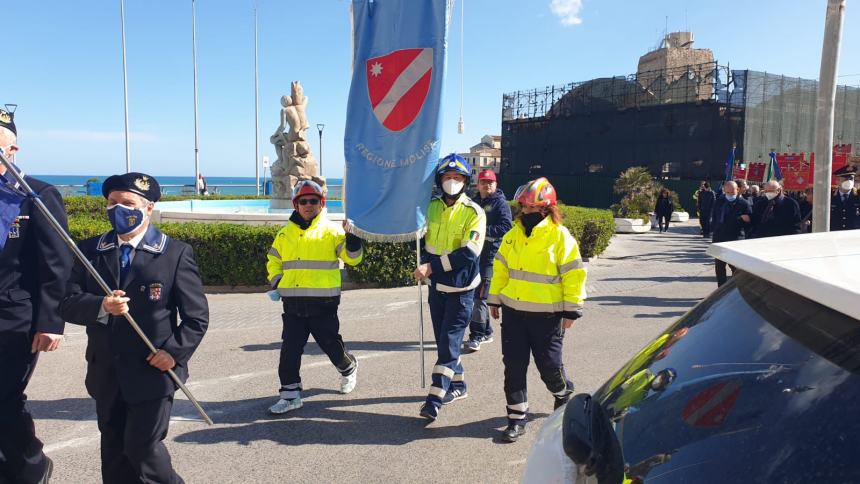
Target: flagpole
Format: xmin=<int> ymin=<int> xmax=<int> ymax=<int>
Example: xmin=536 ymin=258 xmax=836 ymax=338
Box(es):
xmin=416 ymin=232 xmax=426 ymax=389
xmin=812 ymin=0 xmax=846 ymax=233
xmin=191 ymin=0 xmax=201 ymax=190
xmin=253 ymin=1 xmax=260 ymax=195
xmin=0 ymin=150 xmax=214 ymax=424
xmin=120 ymin=0 xmax=131 ymax=173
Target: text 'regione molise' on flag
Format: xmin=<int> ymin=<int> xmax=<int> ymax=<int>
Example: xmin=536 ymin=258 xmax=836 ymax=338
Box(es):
xmin=343 ymin=0 xmax=452 ymax=242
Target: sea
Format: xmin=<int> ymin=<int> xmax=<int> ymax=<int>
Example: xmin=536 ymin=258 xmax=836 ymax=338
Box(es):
xmin=31 ymin=175 xmax=344 ymax=197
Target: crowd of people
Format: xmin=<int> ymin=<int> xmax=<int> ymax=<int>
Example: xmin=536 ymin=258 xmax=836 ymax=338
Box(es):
xmin=696 ymin=168 xmax=859 ymax=286
xmin=1 ymin=108 xmax=587 ymax=484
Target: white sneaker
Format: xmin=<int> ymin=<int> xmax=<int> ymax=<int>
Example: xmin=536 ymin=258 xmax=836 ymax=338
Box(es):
xmin=340 ymin=368 xmax=357 ymax=394
xmin=269 ymin=397 xmax=303 ymax=415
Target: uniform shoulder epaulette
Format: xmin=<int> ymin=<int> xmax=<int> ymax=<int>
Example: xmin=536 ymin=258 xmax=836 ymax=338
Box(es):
xmin=460 ymin=197 xmax=486 ymax=219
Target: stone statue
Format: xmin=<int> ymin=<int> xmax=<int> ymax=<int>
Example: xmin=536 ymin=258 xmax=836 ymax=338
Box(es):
xmin=269 ymin=81 xmax=325 ymax=209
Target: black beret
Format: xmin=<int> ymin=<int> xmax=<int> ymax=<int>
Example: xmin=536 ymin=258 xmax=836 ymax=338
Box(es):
xmin=0 ymin=108 xmax=15 ymax=136
xmin=102 ymin=172 xmax=161 ymax=202
xmin=834 ymin=164 xmax=858 ymax=179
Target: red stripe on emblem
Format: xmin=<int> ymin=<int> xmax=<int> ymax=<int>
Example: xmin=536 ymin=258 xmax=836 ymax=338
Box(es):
xmin=383 ymin=68 xmax=433 ymax=132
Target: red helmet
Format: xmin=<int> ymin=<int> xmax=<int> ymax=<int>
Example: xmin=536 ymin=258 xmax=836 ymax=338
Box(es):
xmin=292 ymin=180 xmax=326 ymax=209
xmin=514 ymin=177 xmax=557 ymax=207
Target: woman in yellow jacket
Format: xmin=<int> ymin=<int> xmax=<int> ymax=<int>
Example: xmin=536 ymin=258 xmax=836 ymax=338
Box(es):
xmin=487 ymin=177 xmax=587 ymax=442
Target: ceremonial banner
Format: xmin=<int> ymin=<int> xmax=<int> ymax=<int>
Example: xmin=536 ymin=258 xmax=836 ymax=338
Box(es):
xmin=344 ymin=0 xmax=452 ymax=241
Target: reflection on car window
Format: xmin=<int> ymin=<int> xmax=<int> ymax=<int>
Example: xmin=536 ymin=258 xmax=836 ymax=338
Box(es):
xmin=595 ymin=272 xmax=860 ymax=483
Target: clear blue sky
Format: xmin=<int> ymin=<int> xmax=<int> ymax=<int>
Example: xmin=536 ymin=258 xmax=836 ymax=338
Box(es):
xmin=3 ymin=0 xmax=858 ymax=178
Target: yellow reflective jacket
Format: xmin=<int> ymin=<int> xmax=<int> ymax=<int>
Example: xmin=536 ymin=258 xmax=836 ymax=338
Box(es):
xmin=488 ymin=217 xmax=586 ymax=315
xmin=422 ymin=194 xmax=486 ymax=292
xmin=266 ymin=212 xmax=363 ymax=298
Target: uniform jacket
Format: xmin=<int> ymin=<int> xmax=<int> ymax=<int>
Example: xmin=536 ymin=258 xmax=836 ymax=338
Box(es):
xmin=488 ymin=217 xmax=587 ymax=319
xmin=830 ymin=189 xmax=860 ymax=231
xmin=710 ymin=195 xmax=752 ymax=243
xmin=470 ymin=189 xmax=512 ymax=268
xmin=60 ymin=225 xmax=209 ymax=404
xmin=421 ymin=193 xmax=486 ymax=293
xmin=750 ymin=195 xmax=802 ymax=239
xmin=266 ymin=210 xmax=363 ymax=316
xmin=0 ymin=176 xmax=72 ymax=334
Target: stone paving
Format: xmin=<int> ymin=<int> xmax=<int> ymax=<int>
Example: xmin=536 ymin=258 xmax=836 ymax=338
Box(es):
xmin=32 ymin=220 xmax=718 ymax=483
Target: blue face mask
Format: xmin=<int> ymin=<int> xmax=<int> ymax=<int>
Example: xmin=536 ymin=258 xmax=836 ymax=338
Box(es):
xmin=107 ymin=203 xmax=147 ymax=236
xmin=725 ymin=195 xmax=737 ymax=202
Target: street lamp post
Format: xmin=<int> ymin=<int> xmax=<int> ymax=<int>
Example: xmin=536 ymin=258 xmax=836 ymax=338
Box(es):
xmin=316 ymin=123 xmax=325 ymax=177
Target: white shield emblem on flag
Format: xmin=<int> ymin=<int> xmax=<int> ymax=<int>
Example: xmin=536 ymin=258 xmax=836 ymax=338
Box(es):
xmin=366 ymin=48 xmax=433 ymax=132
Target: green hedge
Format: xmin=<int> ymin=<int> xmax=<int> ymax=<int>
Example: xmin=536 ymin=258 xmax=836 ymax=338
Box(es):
xmin=67 ymin=202 xmax=614 ymax=287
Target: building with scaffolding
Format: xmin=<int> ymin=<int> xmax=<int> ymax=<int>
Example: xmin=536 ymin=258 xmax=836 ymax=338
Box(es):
xmin=499 ymin=32 xmax=860 ymax=212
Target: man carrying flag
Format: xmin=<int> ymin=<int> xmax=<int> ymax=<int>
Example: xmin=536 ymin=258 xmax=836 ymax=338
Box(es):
xmin=413 ymin=155 xmax=486 ymax=421
xmin=0 ymin=106 xmax=73 ymax=483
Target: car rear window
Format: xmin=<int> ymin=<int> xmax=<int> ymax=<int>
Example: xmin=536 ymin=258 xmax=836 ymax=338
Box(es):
xmin=595 ymin=272 xmax=860 ymax=483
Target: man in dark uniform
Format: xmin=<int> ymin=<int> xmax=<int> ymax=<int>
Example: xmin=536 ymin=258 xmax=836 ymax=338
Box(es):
xmin=710 ymin=181 xmax=752 ymax=286
xmin=60 ymin=173 xmax=208 ymax=484
xmin=0 ymin=107 xmax=73 ymax=484
xmin=830 ymin=165 xmax=860 ymax=231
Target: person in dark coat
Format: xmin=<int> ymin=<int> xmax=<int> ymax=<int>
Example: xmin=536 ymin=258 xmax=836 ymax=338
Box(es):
xmin=696 ymin=182 xmax=715 ymax=237
xmin=798 ymin=189 xmax=813 ymax=233
xmin=0 ymin=108 xmax=73 ymax=484
xmin=750 ymin=181 xmax=802 ymax=239
xmin=60 ymin=173 xmax=208 ymax=484
xmin=710 ymin=181 xmax=752 ymax=286
xmin=654 ymin=188 xmax=674 ymax=233
xmin=464 ymin=169 xmax=512 ymax=352
xmin=830 ymin=166 xmax=860 ymax=231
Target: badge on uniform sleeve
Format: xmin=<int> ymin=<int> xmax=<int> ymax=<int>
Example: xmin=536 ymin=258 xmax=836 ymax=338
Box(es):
xmin=148 ymin=283 xmax=163 ymax=302
xmin=469 ymin=230 xmax=481 ymax=243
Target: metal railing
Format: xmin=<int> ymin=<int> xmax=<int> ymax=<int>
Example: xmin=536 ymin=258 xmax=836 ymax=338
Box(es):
xmin=55 ymin=183 xmax=344 ymax=199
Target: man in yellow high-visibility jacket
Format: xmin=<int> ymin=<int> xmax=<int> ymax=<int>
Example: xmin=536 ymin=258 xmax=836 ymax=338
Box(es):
xmin=414 ymin=154 xmax=486 ymax=421
xmin=266 ymin=180 xmax=364 ymax=415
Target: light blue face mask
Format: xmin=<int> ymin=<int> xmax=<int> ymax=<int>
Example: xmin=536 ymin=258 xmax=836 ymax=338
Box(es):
xmin=107 ymin=203 xmax=147 ymax=236
xmin=725 ymin=195 xmax=737 ymax=202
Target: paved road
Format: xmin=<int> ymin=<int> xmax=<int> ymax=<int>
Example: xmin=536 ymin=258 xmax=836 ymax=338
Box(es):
xmin=28 ymin=221 xmax=717 ymax=483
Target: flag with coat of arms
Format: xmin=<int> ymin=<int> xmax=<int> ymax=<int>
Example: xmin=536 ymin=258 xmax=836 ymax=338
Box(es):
xmin=343 ymin=0 xmax=452 ymax=242
xmin=0 ymin=159 xmax=26 ymax=251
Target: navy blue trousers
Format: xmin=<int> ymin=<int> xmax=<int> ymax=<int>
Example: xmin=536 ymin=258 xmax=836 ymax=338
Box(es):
xmin=425 ymin=287 xmax=473 ymax=408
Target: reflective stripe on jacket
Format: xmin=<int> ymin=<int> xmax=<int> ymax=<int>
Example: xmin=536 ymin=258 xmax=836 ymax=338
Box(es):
xmin=422 ymin=194 xmax=486 ymax=293
xmin=488 ymin=217 xmax=586 ymax=314
xmin=266 ymin=211 xmax=363 ymax=298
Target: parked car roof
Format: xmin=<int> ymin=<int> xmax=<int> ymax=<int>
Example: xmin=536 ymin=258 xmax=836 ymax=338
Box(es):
xmin=708 ymin=230 xmax=860 ymax=320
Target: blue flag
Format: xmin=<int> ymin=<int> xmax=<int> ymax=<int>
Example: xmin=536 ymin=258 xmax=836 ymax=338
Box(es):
xmin=724 ymin=146 xmax=735 ymax=181
xmin=0 ymin=170 xmax=26 ymax=251
xmin=344 ymin=0 xmax=451 ymax=242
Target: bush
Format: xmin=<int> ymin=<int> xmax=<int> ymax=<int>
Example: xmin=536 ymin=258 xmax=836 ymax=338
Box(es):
xmin=67 ymin=201 xmax=615 ymax=287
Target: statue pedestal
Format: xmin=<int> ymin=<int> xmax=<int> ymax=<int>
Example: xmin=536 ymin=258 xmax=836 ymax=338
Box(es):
xmin=270 ymin=198 xmax=292 ymax=210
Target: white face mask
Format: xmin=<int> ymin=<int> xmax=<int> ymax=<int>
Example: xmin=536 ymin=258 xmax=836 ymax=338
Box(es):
xmin=764 ymin=192 xmax=778 ymax=201
xmin=841 ymin=179 xmax=854 ymax=191
xmin=725 ymin=195 xmax=737 ymax=202
xmin=442 ymin=179 xmax=464 ymax=196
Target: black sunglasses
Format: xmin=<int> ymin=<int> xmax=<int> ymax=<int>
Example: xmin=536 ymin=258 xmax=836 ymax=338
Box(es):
xmin=298 ymin=198 xmax=320 ymax=206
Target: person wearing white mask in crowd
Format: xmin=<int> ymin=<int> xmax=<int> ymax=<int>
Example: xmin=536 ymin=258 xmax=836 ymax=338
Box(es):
xmin=830 ymin=166 xmax=860 ymax=231
xmin=710 ymin=181 xmax=752 ymax=286
xmin=750 ymin=180 xmax=802 ymax=238
xmin=413 ymin=154 xmax=486 ymax=421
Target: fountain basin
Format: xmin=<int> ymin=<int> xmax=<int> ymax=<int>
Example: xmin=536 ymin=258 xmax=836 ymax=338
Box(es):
xmin=153 ymin=199 xmax=345 ymax=225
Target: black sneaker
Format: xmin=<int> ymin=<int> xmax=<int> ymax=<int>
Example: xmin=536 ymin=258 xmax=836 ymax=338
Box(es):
xmin=554 ymin=394 xmax=571 ymax=410
xmin=441 ymin=388 xmax=468 ymax=405
xmin=501 ymin=423 xmax=526 ymax=442
xmin=419 ymin=402 xmax=439 ymax=421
